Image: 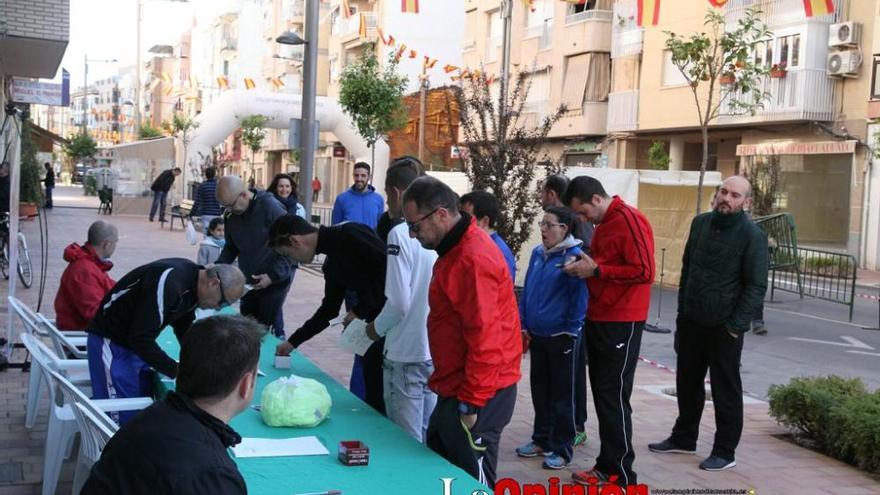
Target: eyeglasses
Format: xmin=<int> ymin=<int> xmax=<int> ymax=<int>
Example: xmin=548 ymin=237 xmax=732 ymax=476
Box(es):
xmin=215 ymin=274 xmax=230 ymax=308
xmin=539 ymin=221 xmax=565 ymax=229
xmin=406 ymin=207 xmax=440 ymax=234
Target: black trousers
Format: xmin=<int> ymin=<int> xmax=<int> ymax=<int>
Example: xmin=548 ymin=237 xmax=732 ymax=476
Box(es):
xmin=671 ymin=319 xmax=744 ymax=460
xmin=530 ymin=334 xmax=577 ymax=462
xmin=586 ymin=320 xmax=643 ymax=486
xmin=240 ymin=274 xmax=293 ymax=336
xmin=574 ymin=330 xmax=588 ymax=432
xmin=427 ymin=384 xmax=516 ymax=490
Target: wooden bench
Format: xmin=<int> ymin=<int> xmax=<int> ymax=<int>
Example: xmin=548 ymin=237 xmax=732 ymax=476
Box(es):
xmin=166 ymin=199 xmax=194 ymax=231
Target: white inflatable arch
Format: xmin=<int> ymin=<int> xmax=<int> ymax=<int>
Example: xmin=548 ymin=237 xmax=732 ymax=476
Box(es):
xmin=187 ymin=89 xmax=390 ymax=189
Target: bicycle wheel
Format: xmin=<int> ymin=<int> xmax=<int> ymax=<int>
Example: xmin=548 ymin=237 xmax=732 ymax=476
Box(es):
xmin=0 ymin=242 xmax=8 ymax=280
xmin=17 ymin=232 xmax=32 ymax=288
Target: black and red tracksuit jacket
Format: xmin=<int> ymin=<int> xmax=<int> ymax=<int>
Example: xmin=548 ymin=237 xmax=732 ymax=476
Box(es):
xmin=427 ymin=214 xmax=522 ymax=407
xmin=587 ymin=196 xmax=656 ymax=323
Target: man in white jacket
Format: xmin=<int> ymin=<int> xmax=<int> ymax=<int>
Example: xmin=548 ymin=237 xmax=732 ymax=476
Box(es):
xmin=366 ymin=156 xmax=438 ymax=442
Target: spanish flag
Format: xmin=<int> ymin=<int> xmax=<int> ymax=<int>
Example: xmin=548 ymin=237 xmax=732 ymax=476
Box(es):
xmin=523 ymin=0 xmax=535 ymax=12
xmin=163 ymin=85 xmax=174 ymax=96
xmin=270 ymin=77 xmax=285 ymax=89
xmin=803 ymin=0 xmax=834 ymax=17
xmin=358 ymin=13 xmax=367 ymax=38
xmin=707 ymin=0 xmax=729 ymax=6
xmin=401 ymin=0 xmax=418 ymax=14
xmin=160 ymin=71 xmax=172 ymax=84
xmin=189 ymin=75 xmax=199 ymax=88
xmin=387 ymin=34 xmax=396 ymax=46
xmin=217 ymin=76 xmax=229 ymax=90
xmin=341 ymin=0 xmax=351 ymax=18
xmin=423 ymin=56 xmax=437 ymax=69
xmin=408 ymin=49 xmax=418 ymax=59
xmin=377 ymin=27 xmax=388 ymax=44
xmin=244 ymin=78 xmax=256 ymax=90
xmin=443 ymin=64 xmax=459 ymax=73
xmin=395 ymin=44 xmax=407 ymax=60
xmin=637 ymin=0 xmax=660 ymax=26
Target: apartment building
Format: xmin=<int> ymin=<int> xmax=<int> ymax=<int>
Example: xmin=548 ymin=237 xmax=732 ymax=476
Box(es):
xmin=607 ymin=0 xmax=873 ymax=259
xmin=461 ymin=0 xmax=612 ymax=166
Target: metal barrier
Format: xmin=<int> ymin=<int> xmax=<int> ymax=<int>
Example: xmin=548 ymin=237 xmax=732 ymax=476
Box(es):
xmin=756 ymin=213 xmax=857 ymax=321
xmin=310 ymin=205 xmax=333 ymax=226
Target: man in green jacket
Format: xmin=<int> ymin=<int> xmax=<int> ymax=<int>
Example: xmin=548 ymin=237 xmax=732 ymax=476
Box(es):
xmin=648 ymin=175 xmax=768 ymax=472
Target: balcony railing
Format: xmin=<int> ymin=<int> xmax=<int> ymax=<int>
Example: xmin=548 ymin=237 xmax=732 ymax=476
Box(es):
xmin=525 ymin=19 xmax=554 ymax=50
xmin=607 ymin=90 xmax=639 ymax=132
xmin=611 ymin=27 xmax=642 ymax=59
xmin=565 ymin=9 xmax=612 ymax=25
xmin=724 ymin=0 xmax=841 ymax=26
xmin=718 ymin=68 xmax=836 ymax=124
xmin=340 ymin=12 xmax=377 ymax=38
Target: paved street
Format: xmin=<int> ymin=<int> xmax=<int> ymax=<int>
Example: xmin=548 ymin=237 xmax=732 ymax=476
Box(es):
xmin=0 ymin=187 xmax=878 ymax=494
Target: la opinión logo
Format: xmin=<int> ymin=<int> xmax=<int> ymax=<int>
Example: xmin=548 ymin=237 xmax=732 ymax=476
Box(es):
xmin=440 ymin=476 xmax=650 ymax=495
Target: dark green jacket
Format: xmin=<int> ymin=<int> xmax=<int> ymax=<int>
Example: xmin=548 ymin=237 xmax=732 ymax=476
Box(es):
xmin=678 ymin=210 xmax=768 ymax=334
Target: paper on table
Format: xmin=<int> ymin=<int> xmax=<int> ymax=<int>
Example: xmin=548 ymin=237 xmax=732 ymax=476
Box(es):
xmin=231 ymin=436 xmax=329 ymax=458
xmin=338 ymin=318 xmax=373 ymax=356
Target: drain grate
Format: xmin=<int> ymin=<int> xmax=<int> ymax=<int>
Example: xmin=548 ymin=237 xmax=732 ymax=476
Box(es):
xmin=0 ymin=462 xmax=23 ymax=483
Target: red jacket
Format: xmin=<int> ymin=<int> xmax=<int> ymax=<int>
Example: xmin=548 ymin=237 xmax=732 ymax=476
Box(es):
xmin=54 ymin=243 xmax=115 ymax=331
xmin=587 ymin=196 xmax=655 ymax=322
xmin=427 ymin=217 xmax=522 ymax=407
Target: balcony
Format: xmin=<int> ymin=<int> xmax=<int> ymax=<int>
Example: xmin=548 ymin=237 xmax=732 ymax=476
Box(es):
xmin=717 ymin=68 xmax=836 ymax=124
xmin=565 ymin=8 xmax=612 ymax=25
xmin=338 ymin=11 xmax=377 ymax=44
xmin=550 ymin=102 xmax=608 ymax=138
xmin=0 ymin=0 xmax=70 ymax=78
xmin=524 ymin=19 xmax=553 ymax=51
xmin=611 ymin=27 xmax=642 ymax=59
xmin=607 ymin=90 xmax=639 ymax=132
xmin=562 ymin=11 xmax=611 ymax=55
xmin=724 ymin=0 xmax=841 ymax=26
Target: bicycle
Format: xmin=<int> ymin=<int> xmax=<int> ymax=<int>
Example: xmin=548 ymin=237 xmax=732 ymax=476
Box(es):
xmin=0 ymin=212 xmax=33 ymax=288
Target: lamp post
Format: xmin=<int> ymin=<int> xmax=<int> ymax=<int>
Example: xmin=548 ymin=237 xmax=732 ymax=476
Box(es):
xmin=83 ymin=56 xmax=117 ymax=134
xmin=276 ymin=0 xmax=318 ymax=218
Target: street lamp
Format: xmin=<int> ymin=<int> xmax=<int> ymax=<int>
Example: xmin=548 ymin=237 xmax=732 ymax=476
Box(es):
xmin=83 ymin=56 xmax=118 ymax=133
xmin=276 ymin=3 xmax=317 ymax=218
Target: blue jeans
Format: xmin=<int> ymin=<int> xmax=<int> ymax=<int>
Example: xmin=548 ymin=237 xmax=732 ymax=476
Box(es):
xmin=382 ymin=358 xmax=436 ymax=443
xmin=149 ymin=190 xmax=167 ymax=221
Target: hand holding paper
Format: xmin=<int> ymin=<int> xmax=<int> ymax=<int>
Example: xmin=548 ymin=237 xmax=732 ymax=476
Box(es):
xmin=338 ymin=318 xmax=373 ymax=356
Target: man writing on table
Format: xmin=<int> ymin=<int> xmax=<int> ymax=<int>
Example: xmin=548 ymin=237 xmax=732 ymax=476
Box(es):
xmin=86 ymin=260 xmax=246 ymax=424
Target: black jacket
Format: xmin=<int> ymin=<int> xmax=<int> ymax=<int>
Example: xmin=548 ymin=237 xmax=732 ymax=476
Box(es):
xmin=81 ymin=392 xmax=246 ymax=495
xmin=44 ymin=168 xmax=55 ymax=188
xmin=151 ymin=169 xmax=176 ymax=193
xmin=217 ymin=190 xmax=292 ymax=283
xmin=678 ymin=211 xmax=768 ymax=334
xmin=287 ymin=222 xmax=386 ymax=348
xmin=88 ymin=258 xmax=201 ymax=378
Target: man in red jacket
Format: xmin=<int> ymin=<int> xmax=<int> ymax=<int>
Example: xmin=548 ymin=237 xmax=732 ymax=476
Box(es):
xmin=54 ymin=221 xmax=118 ymax=330
xmin=563 ymin=176 xmax=655 ymax=488
xmin=401 ymin=176 xmax=521 ymax=490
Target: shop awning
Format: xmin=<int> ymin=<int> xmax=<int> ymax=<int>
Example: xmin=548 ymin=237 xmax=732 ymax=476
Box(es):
xmin=736 ymin=140 xmax=857 ymax=156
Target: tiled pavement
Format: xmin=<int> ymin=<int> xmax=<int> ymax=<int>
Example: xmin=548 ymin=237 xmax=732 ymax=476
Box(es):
xmin=1 ymin=187 xmax=878 ymax=494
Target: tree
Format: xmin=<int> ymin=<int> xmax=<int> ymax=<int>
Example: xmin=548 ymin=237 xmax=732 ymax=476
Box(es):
xmin=647 ymin=140 xmax=670 ymax=170
xmin=138 ymin=121 xmax=164 ymax=139
xmin=164 ymin=115 xmax=200 ymax=190
xmin=63 ymin=132 xmax=98 ymax=164
xmin=239 ymin=114 xmax=269 ymax=183
xmin=457 ymin=70 xmax=566 ymax=256
xmin=338 ymin=48 xmax=408 ymax=170
xmin=666 ymin=6 xmax=772 ymax=212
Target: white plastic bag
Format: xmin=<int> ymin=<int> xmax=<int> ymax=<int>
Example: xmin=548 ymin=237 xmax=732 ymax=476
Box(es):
xmin=261 ymin=375 xmax=332 ymax=427
xmin=185 ymin=218 xmax=198 ymax=245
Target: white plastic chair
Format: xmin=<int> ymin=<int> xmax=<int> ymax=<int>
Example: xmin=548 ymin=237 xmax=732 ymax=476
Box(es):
xmin=22 ymin=334 xmax=151 ymax=495
xmin=8 ymin=297 xmax=89 ymax=428
xmin=36 ymin=313 xmax=88 ymax=360
xmin=53 ymin=370 xmax=149 ymax=494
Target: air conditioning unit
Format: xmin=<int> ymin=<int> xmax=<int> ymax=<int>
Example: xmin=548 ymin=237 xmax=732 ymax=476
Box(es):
xmin=829 ymin=22 xmax=861 ymax=47
xmin=827 ymin=50 xmax=862 ymax=77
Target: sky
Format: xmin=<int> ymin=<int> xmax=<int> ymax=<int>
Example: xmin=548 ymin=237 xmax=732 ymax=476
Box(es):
xmin=54 ymin=0 xmax=231 ymax=86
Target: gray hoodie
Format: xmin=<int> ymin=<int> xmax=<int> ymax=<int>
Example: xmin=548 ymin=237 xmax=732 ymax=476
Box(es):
xmin=196 ymin=237 xmax=223 ymax=266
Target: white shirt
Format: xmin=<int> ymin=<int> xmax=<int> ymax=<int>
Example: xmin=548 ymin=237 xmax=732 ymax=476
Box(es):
xmin=373 ymin=221 xmax=438 ymax=363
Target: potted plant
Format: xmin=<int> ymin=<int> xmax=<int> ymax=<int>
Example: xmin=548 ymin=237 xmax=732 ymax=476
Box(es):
xmin=770 ymin=62 xmax=787 ymax=78
xmin=18 ymin=121 xmax=43 ymax=218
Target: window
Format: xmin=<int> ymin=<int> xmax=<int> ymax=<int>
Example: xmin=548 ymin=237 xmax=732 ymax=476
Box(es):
xmin=871 ymin=55 xmax=880 ymax=99
xmin=779 ymin=34 xmax=800 ymax=68
xmin=662 ymin=51 xmax=688 ymax=87
xmin=464 ymin=9 xmax=477 ymax=50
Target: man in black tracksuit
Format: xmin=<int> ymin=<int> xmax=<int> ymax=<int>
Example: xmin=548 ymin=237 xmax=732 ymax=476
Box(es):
xmin=649 ymin=176 xmax=768 ymax=472
xmin=270 ymin=214 xmax=388 ymax=414
xmin=86 ymin=260 xmax=246 ymax=424
xmin=217 ymin=175 xmax=295 ymax=338
xmin=82 ymin=315 xmax=264 ymax=495
xmin=149 ymin=167 xmax=180 ymax=222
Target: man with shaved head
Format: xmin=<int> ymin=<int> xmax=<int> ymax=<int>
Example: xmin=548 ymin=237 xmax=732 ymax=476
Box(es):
xmin=216 ymin=175 xmax=294 ymax=337
xmin=54 ymin=220 xmax=119 ymax=331
xmin=649 ymin=175 xmax=768 ymax=472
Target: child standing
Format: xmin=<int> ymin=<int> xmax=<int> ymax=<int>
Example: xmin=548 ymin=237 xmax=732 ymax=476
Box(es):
xmin=197 ymin=217 xmax=225 ymax=266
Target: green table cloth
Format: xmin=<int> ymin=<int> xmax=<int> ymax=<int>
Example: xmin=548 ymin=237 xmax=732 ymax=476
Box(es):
xmin=157 ymin=328 xmax=491 ymax=495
